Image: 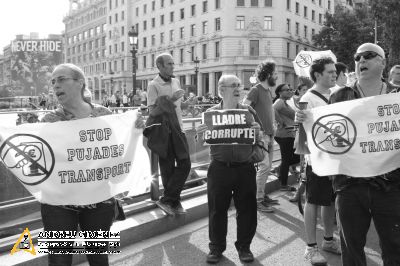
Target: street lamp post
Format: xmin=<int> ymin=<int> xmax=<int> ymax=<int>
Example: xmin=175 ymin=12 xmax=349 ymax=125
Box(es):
xmin=193 ymin=56 xmax=200 ymax=94
xmin=128 ymin=26 xmax=138 ymax=106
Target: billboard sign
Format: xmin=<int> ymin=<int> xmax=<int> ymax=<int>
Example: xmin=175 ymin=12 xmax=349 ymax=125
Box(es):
xmin=10 ymin=39 xmax=62 ymax=96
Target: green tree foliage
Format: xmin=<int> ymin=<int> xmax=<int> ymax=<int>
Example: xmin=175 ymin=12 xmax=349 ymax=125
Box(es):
xmin=369 ymin=0 xmax=400 ymax=69
xmin=313 ymin=4 xmax=375 ymax=70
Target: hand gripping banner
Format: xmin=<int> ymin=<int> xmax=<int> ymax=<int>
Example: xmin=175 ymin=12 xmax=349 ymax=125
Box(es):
xmin=0 ymin=110 xmax=151 ymax=205
xmin=302 ymin=93 xmax=400 ymax=177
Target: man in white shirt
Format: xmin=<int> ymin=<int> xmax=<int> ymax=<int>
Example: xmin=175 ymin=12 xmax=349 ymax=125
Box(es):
xmin=300 ymin=57 xmax=341 ymax=265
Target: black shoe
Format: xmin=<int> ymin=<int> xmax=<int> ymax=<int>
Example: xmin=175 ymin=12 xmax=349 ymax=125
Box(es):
xmin=172 ymin=201 xmax=187 ymax=215
xmin=238 ymin=248 xmax=254 ymax=263
xmin=263 ymin=195 xmax=279 ymax=205
xmin=155 ymin=200 xmax=176 ymax=216
xmin=206 ymin=250 xmax=222 ymax=264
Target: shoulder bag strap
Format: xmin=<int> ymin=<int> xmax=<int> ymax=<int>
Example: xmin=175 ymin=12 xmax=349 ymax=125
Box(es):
xmin=310 ymin=90 xmax=329 ymax=104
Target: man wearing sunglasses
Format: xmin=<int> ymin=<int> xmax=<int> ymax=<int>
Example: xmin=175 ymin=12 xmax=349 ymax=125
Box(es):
xmin=328 ymin=43 xmax=400 ymax=266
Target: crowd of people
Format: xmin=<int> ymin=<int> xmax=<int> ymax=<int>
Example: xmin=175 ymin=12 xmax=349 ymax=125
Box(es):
xmin=13 ymin=41 xmax=400 ymax=266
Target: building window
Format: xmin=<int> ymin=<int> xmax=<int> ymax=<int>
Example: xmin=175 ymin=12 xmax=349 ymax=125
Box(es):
xmin=286 ymin=19 xmax=290 ymax=32
xmin=287 ymin=42 xmax=290 ymax=58
xmin=328 ymin=0 xmax=331 ymax=10
xmin=122 ymin=11 xmax=124 ymax=20
xmin=249 ymin=40 xmax=259 ymax=56
xmin=114 ymin=43 xmax=118 ymax=53
xmin=152 ymin=0 xmax=155 ymax=11
xmin=264 ymin=0 xmax=272 ymax=7
xmin=304 ymin=6 xmax=307 ymax=18
xmin=160 ymin=15 xmax=164 ymax=25
xmin=191 ymin=4 xmax=196 ymax=16
xmin=180 ymin=8 xmax=184 ymax=19
xmin=180 ymin=27 xmax=185 ymax=39
xmin=151 ymin=54 xmax=155 ymax=68
xmin=295 ymin=22 xmax=299 ymax=35
xmin=143 ymin=4 xmax=147 ymax=14
xmin=215 ymin=18 xmax=221 ymax=31
xmin=202 ymin=21 xmax=208 ymax=34
xmin=203 ymin=1 xmax=208 ymax=13
xmin=143 ymin=37 xmax=147 ymax=47
xmin=115 ymin=13 xmax=118 ymax=23
xmin=191 ymin=24 xmax=196 ymax=36
xmin=170 ymin=11 xmax=174 ymax=22
xmin=109 ymin=0 xmax=112 ymax=9
xmin=143 ymin=56 xmax=147 ymax=68
xmin=312 ymin=28 xmax=315 ymax=37
xmin=121 ymin=59 xmax=124 ymax=71
xmin=161 ymin=0 xmax=164 ymax=8
xmin=190 ymin=46 xmax=195 ymax=61
xmin=121 ymin=26 xmax=124 ymax=36
xmin=236 ymin=16 xmax=245 ymax=29
xmin=295 ymin=2 xmax=299 ymax=14
xmin=202 ymin=44 xmax=207 ymax=59
xmin=151 ymin=35 xmax=155 ymax=46
xmin=109 ymin=16 xmax=112 ymax=24
xmin=287 ymin=0 xmax=291 ymax=10
xmin=121 ymin=41 xmax=124 ymax=52
xmin=319 ymin=0 xmax=321 ymax=6
xmin=136 ymin=7 xmax=139 ymax=16
xmin=115 ymin=0 xmax=118 ymax=7
xmin=180 ymin=48 xmax=184 ymax=63
xmin=304 ymin=25 xmax=308 ymax=38
xmin=296 ymin=44 xmax=299 ymax=55
xmin=251 ymin=0 xmax=258 ymax=7
xmin=171 ymin=0 xmax=174 ymax=4
xmin=160 ymin=32 xmax=165 ymax=44
xmin=152 ymin=17 xmax=155 ymax=28
xmin=319 ymin=13 xmax=322 ymax=24
xmin=264 ymin=16 xmax=272 ymax=30
xmin=216 ymin=0 xmax=221 ymax=9
xmin=215 ymin=41 xmax=220 ymax=58
xmin=237 ymin=0 xmax=245 ymax=6
xmin=143 ymin=20 xmax=147 ymax=31
xmin=170 ymin=29 xmax=174 ymax=41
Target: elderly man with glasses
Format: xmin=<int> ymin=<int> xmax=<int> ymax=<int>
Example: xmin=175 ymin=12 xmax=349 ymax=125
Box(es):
xmin=298 ymin=43 xmax=400 ymax=266
xmin=197 ymin=74 xmax=261 ymax=264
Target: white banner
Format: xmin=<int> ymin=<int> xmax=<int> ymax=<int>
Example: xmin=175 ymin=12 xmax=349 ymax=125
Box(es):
xmin=303 ymin=93 xmax=400 ymax=177
xmin=293 ymin=50 xmax=337 ymax=78
xmin=0 ymin=110 xmax=151 ymax=205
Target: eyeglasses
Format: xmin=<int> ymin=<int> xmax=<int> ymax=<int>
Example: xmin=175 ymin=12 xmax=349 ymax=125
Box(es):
xmin=220 ymin=83 xmax=242 ymax=88
xmin=281 ymin=88 xmax=294 ymax=92
xmin=354 ymin=51 xmax=381 ymax=62
xmin=50 ymin=77 xmax=77 ymax=85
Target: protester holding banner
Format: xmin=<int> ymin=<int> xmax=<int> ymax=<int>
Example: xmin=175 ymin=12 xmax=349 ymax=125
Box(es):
xmin=299 ymin=57 xmax=341 ymax=265
xmin=328 ymin=43 xmax=400 ymax=266
xmin=273 ymin=84 xmax=300 ymax=192
xmin=197 ymin=74 xmax=261 ymax=264
xmin=243 ymin=60 xmax=279 ymax=213
xmin=39 ymin=63 xmax=144 ymax=266
xmin=147 ymin=53 xmax=191 ymax=216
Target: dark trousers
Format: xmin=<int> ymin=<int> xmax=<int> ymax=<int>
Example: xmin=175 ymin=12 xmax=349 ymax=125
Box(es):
xmin=274 ymin=137 xmax=300 ymax=186
xmin=336 ymin=184 xmax=400 ymax=266
xmin=158 ymin=138 xmax=191 ymax=205
xmin=207 ymin=160 xmax=257 ymax=253
xmin=41 ymin=202 xmax=115 ymax=266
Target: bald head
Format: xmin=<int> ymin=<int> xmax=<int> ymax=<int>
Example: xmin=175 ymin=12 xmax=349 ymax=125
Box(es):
xmin=356 ymin=43 xmax=385 ymax=59
xmin=156 ymin=53 xmax=174 ymax=77
xmin=156 ymin=53 xmax=173 ymax=69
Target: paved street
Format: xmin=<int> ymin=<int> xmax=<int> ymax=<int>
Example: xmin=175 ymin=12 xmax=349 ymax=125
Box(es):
xmin=79 ymin=190 xmax=383 ymax=266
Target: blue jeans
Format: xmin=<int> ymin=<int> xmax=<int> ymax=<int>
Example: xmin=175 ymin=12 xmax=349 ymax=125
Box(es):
xmin=335 ymin=183 xmax=400 ymax=266
xmin=41 ymin=201 xmax=115 ymax=266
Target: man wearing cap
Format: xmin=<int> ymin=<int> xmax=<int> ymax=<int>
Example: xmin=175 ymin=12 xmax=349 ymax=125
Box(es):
xmin=327 ymin=43 xmax=400 ymax=265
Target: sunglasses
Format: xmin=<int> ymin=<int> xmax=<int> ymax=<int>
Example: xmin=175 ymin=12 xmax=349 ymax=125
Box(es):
xmin=354 ymin=51 xmax=381 ymax=62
